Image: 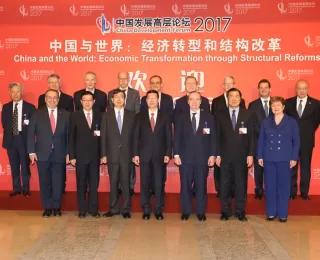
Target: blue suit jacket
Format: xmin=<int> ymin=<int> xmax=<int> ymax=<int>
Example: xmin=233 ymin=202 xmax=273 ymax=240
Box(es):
xmin=257 ymin=114 xmax=300 ymax=162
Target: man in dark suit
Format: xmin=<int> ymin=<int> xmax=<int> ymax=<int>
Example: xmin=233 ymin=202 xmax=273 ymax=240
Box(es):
xmin=248 ymin=79 xmax=273 ymax=200
xmin=140 ymin=75 xmax=174 ymax=196
xmin=101 ymin=89 xmax=136 ymax=219
xmin=133 ymin=90 xmax=172 ymax=220
xmin=174 ymin=91 xmax=216 ymax=222
xmin=285 ymin=79 xmax=320 ymax=200
xmin=69 ymin=91 xmax=102 ymax=218
xmin=27 ymin=89 xmax=70 ymax=217
xmin=211 ymin=76 xmax=246 ymax=197
xmin=38 ymin=74 xmax=74 ymax=112
xmin=1 ymin=82 xmax=35 ymax=197
xmin=107 ymin=72 xmax=140 ymax=196
xmin=74 ymin=71 xmax=107 ymax=112
xmin=215 ymin=88 xmax=255 ymax=222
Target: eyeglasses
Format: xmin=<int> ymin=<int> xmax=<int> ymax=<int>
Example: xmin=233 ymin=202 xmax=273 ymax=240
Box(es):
xmin=81 ymin=99 xmax=94 ymax=102
xmin=46 ymin=96 xmax=58 ymax=101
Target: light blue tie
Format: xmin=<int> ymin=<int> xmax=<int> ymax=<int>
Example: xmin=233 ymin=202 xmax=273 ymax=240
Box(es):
xmin=117 ymin=110 xmax=122 ymax=133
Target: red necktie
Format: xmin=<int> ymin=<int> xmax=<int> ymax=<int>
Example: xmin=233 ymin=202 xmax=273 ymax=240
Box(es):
xmin=150 ymin=113 xmax=155 ymax=132
xmin=50 ymin=109 xmax=56 ymax=133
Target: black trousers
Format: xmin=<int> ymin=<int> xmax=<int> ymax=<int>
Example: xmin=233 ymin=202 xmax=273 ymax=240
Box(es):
xmin=37 ymin=153 xmax=64 ymax=209
xmin=220 ymin=161 xmax=248 ymax=215
xmin=76 ymin=160 xmax=100 ymax=213
xmin=291 ymin=147 xmax=313 ymax=196
xmin=108 ymin=161 xmax=131 ymax=213
xmin=140 ymin=159 xmax=165 ymax=214
xmin=7 ymin=134 xmax=30 ymax=192
xmin=150 ymin=164 xmax=166 ymax=192
xmin=213 ymin=164 xmax=220 ymax=192
xmin=254 ymin=157 xmax=264 ymax=195
xmin=180 ymin=164 xmax=208 ymax=214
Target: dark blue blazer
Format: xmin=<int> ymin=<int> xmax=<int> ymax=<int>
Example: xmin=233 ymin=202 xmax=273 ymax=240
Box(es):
xmin=257 ymin=114 xmax=300 ymax=162
xmin=140 ymin=92 xmax=173 ymax=117
xmin=173 ymin=110 xmax=215 ymax=165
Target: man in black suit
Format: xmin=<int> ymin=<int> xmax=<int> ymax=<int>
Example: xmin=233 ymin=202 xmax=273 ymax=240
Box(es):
xmin=248 ymin=79 xmax=273 ymax=200
xmin=285 ymin=79 xmax=320 ymax=200
xmin=133 ymin=90 xmax=172 ymax=220
xmin=174 ymin=91 xmax=216 ymax=222
xmin=1 ymin=82 xmax=35 ymax=197
xmin=27 ymin=89 xmax=70 ymax=217
xmin=101 ymin=89 xmax=136 ymax=219
xmin=215 ymin=88 xmax=255 ymax=222
xmin=140 ymin=75 xmax=174 ymax=196
xmin=74 ymin=71 xmax=107 ymax=112
xmin=69 ymin=91 xmax=102 ymax=218
xmin=211 ymin=76 xmax=246 ymax=198
xmin=107 ymin=72 xmax=140 ymax=196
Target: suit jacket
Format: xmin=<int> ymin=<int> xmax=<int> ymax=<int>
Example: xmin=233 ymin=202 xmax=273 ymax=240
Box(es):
xmin=1 ymin=101 xmax=36 ymax=149
xmin=257 ymin=114 xmax=300 ymax=162
xmin=248 ymin=98 xmax=273 ymax=139
xmin=68 ymin=110 xmax=102 ymax=164
xmin=140 ymin=92 xmax=173 ymax=115
xmin=173 ymin=110 xmax=216 ymax=165
xmin=215 ymin=108 xmax=255 ymax=163
xmin=38 ymin=92 xmax=74 ymax=112
xmin=133 ymin=111 xmax=172 ymax=163
xmin=100 ymin=109 xmax=136 ymax=164
xmin=284 ymin=96 xmax=320 ymax=149
xmin=174 ymin=95 xmax=210 ymax=123
xmin=211 ymin=94 xmax=246 ymax=115
xmin=27 ymin=108 xmax=70 ymax=162
xmin=107 ymin=87 xmax=140 ymax=113
xmin=74 ymin=88 xmax=107 ymax=112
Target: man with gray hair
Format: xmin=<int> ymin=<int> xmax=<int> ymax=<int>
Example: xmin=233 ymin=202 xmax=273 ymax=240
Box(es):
xmin=1 ymin=82 xmax=35 ymax=197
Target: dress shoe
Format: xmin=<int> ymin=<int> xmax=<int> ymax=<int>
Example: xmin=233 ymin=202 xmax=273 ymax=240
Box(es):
xmin=266 ymin=216 xmax=275 ymax=221
xmin=289 ymin=195 xmax=296 ymax=200
xmin=78 ymin=212 xmax=86 ymax=218
xmin=231 ymin=192 xmax=235 ymax=199
xmin=23 ymin=191 xmax=31 ymax=197
xmin=155 ymin=213 xmax=164 ymax=220
xmin=181 ymin=213 xmax=190 ymax=221
xmin=118 ymin=189 xmax=122 ymax=195
xmin=130 ymin=189 xmax=135 ymax=197
xmin=220 ymin=213 xmax=229 ymax=221
xmin=42 ymin=209 xmax=52 ymax=218
xmin=254 ymin=194 xmax=263 ymax=200
xmin=216 ymin=192 xmax=220 ymax=198
xmin=192 ymin=192 xmax=196 ymax=198
xmin=91 ymin=212 xmax=101 ymax=218
xmin=150 ymin=190 xmax=155 ymax=197
xmin=53 ymin=208 xmax=62 ymax=217
xmin=122 ymin=212 xmax=131 ymax=219
xmin=196 ymin=214 xmax=206 ymax=222
xmin=301 ymin=193 xmax=310 ymax=200
xmin=279 ymin=218 xmax=287 ymax=223
xmin=103 ymin=211 xmax=120 ymax=217
xmin=237 ymin=214 xmax=248 ymax=222
xmin=8 ymin=191 xmax=21 ymax=197
xmin=142 ymin=213 xmax=150 ymax=220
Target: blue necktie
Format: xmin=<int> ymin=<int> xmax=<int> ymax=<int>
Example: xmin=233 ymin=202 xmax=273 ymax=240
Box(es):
xmin=117 ymin=110 xmax=122 ymax=133
xmin=232 ymin=110 xmax=236 ymax=130
xmin=264 ymin=100 xmax=269 ymax=117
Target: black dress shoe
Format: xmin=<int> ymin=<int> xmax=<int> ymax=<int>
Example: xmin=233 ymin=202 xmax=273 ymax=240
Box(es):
xmin=266 ymin=216 xmax=275 ymax=221
xmin=53 ymin=208 xmax=62 ymax=217
xmin=220 ymin=213 xmax=229 ymax=221
xmin=192 ymin=192 xmax=196 ymax=198
xmin=42 ymin=209 xmax=52 ymax=218
xmin=301 ymin=193 xmax=310 ymax=200
xmin=181 ymin=213 xmax=190 ymax=221
xmin=78 ymin=212 xmax=86 ymax=218
xmin=279 ymin=218 xmax=287 ymax=223
xmin=155 ymin=213 xmax=164 ymax=220
xmin=23 ymin=191 xmax=31 ymax=197
xmin=118 ymin=189 xmax=122 ymax=195
xmin=142 ymin=213 xmax=150 ymax=220
xmin=216 ymin=192 xmax=220 ymax=198
xmin=91 ymin=212 xmax=101 ymax=218
xmin=8 ymin=191 xmax=21 ymax=197
xmin=130 ymin=189 xmax=135 ymax=197
xmin=289 ymin=195 xmax=296 ymax=200
xmin=237 ymin=214 xmax=248 ymax=222
xmin=254 ymin=194 xmax=263 ymax=200
xmin=150 ymin=190 xmax=155 ymax=197
xmin=196 ymin=214 xmax=206 ymax=222
xmin=231 ymin=192 xmax=235 ymax=199
xmin=122 ymin=212 xmax=131 ymax=219
xmin=103 ymin=211 xmax=120 ymax=217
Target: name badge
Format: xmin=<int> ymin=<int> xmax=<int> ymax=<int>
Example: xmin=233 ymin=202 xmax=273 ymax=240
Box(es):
xmin=94 ymin=130 xmax=100 ymax=136
xmin=23 ymin=119 xmax=29 ymax=125
xmin=203 ymin=128 xmax=210 ymax=134
xmin=239 ymin=128 xmax=247 ymax=134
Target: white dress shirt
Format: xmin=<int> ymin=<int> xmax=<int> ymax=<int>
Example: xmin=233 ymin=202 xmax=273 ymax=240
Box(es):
xmin=86 ymin=88 xmax=95 ymax=94
xmin=296 ymin=96 xmax=308 ymax=115
xmin=190 ymin=109 xmax=200 ymax=130
xmin=12 ymin=100 xmax=23 ymax=131
xmin=149 ymin=109 xmax=158 ymax=123
xmin=114 ymin=107 xmax=124 ymax=126
xmin=260 ymin=96 xmax=270 ymax=112
xmin=47 ymin=107 xmax=58 ymax=125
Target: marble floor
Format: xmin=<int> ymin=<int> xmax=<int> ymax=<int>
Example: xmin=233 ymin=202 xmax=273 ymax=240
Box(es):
xmin=1 ymin=211 xmax=320 ymax=260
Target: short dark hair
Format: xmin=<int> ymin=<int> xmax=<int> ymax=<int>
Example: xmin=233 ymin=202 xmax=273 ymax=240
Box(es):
xmin=112 ymin=89 xmax=126 ymax=99
xmin=81 ymin=91 xmax=94 ymax=100
xmin=146 ymin=90 xmax=159 ymax=99
xmin=45 ymin=89 xmax=59 ymax=97
xmin=150 ymin=75 xmax=162 ymax=84
xmin=258 ymin=79 xmax=271 ymax=88
xmin=188 ymin=91 xmax=201 ymax=100
xmin=227 ymin=87 xmax=242 ymax=98
xmin=270 ymin=96 xmax=285 ymax=106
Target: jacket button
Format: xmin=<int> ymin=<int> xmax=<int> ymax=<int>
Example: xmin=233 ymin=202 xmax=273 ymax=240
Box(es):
xmin=271 ymin=141 xmax=273 ymax=143
xmin=119 ymin=145 xmax=121 ymax=148
xmin=278 ymin=147 xmax=280 ymax=150
xmin=279 ymin=134 xmax=281 ymax=137
xmin=278 ymin=141 xmax=281 ymax=143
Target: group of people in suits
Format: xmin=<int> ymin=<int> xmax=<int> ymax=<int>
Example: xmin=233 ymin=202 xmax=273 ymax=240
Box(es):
xmin=2 ymin=72 xmax=320 ymax=222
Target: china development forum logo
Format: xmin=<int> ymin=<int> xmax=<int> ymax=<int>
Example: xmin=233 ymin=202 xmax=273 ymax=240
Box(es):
xmin=96 ymin=14 xmax=112 ymax=35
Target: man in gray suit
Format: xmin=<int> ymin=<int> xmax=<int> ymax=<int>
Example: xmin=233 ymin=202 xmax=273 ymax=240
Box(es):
xmin=107 ymin=72 xmax=140 ymax=196
xmin=28 ymin=89 xmax=70 ymax=217
xmin=101 ymin=89 xmax=136 ymax=218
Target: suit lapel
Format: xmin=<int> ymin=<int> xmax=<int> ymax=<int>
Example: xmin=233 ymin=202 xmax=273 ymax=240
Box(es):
xmin=111 ymin=110 xmax=121 ymax=136
xmin=121 ymin=110 xmax=129 ymax=135
xmin=8 ymin=101 xmax=13 ymax=124
xmin=43 ymin=109 xmax=53 ymax=135
xmin=196 ymin=111 xmax=205 ymax=135
xmin=21 ymin=102 xmax=27 ymax=126
xmin=125 ymin=88 xmax=132 ymax=109
xmin=224 ymin=108 xmax=235 ymax=131
xmin=154 ymin=111 xmax=161 ymax=133
xmin=301 ymin=97 xmax=311 ymax=119
xmin=81 ymin=110 xmax=91 ymax=131
xmin=293 ymin=98 xmax=300 ymax=118
xmin=219 ymin=94 xmax=228 ymax=110
xmin=236 ymin=109 xmax=245 ymax=131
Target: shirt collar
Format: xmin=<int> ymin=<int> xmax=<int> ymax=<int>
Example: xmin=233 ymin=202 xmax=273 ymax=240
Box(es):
xmin=114 ymin=107 xmax=124 ymax=113
xmin=149 ymin=109 xmax=158 ymax=115
xmin=47 ymin=106 xmax=57 ymax=113
xmin=190 ymin=109 xmax=200 ymax=115
xmin=14 ymin=100 xmax=23 ymax=106
xmin=229 ymin=106 xmax=240 ymax=113
xmin=86 ymin=88 xmax=95 ymax=94
xmin=83 ymin=109 xmax=92 ymax=115
xmin=260 ymin=96 xmax=270 ymax=103
xmin=297 ymin=96 xmax=308 ymax=102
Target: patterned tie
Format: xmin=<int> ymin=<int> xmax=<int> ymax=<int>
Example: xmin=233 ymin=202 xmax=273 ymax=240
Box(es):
xmin=192 ymin=112 xmax=197 ymax=135
xmin=86 ymin=113 xmax=92 ymax=128
xmin=50 ymin=109 xmax=56 ymax=133
xmin=264 ymin=100 xmax=269 ymax=117
xmin=12 ymin=103 xmax=19 ymax=136
xmin=298 ymin=99 xmax=303 ymax=118
xmin=117 ymin=110 xmax=122 ymax=133
xmin=150 ymin=113 xmax=155 ymax=132
xmin=232 ymin=110 xmax=236 ymax=130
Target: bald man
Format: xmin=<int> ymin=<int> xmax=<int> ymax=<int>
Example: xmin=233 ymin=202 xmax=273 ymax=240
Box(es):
xmin=285 ymin=79 xmax=320 ymax=200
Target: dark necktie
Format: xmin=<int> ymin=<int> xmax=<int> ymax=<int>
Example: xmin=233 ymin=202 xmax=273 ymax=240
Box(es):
xmin=12 ymin=103 xmax=19 ymax=136
xmin=192 ymin=112 xmax=197 ymax=135
xmin=150 ymin=113 xmax=155 ymax=132
xmin=264 ymin=100 xmax=269 ymax=117
xmin=298 ymin=99 xmax=303 ymax=118
xmin=232 ymin=110 xmax=236 ymax=130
